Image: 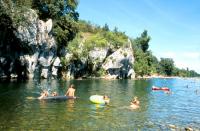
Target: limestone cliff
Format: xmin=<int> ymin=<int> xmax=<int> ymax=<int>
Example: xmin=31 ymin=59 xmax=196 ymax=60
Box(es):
xmin=62 ymin=33 xmax=135 ymax=79
xmin=102 ymin=40 xmax=135 ymax=79
xmin=0 ymin=9 xmax=135 ymax=80
xmin=0 ymin=9 xmax=61 ymax=79
xmin=16 ymin=9 xmax=61 ymax=79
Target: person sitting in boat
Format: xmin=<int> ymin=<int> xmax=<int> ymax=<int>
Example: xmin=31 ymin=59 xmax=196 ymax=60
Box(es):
xmin=103 ymin=95 xmax=110 ymax=104
xmin=130 ymin=96 xmax=140 ymax=109
xmin=65 ymin=84 xmax=76 ymax=98
xmin=51 ymin=91 xmax=58 ymax=96
xmin=38 ymin=90 xmax=48 ymax=99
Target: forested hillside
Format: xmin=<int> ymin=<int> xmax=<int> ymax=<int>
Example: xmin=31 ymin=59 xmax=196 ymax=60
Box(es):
xmin=69 ymin=20 xmax=200 ymax=77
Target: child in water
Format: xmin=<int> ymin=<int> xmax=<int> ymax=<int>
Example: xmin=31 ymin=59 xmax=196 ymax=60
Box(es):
xmin=51 ymin=91 xmax=58 ymax=96
xmin=38 ymin=90 xmax=48 ymax=99
xmin=130 ymin=96 xmax=140 ymax=109
xmin=103 ymin=95 xmax=110 ymax=104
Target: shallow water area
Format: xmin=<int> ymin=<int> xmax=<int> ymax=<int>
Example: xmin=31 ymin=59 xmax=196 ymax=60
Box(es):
xmin=0 ymin=78 xmax=200 ymax=130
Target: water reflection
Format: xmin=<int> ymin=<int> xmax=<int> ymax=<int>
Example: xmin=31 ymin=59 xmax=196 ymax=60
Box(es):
xmin=38 ymin=99 xmax=48 ymax=109
xmin=66 ymin=99 xmax=75 ymax=112
xmin=90 ymin=104 xmax=105 ymax=111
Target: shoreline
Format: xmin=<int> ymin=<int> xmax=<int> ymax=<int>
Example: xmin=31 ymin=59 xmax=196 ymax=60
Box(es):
xmin=0 ymin=75 xmax=199 ymax=81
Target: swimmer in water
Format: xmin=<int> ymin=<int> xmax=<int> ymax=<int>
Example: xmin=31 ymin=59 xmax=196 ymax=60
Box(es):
xmin=103 ymin=95 xmax=110 ymax=104
xmin=51 ymin=91 xmax=58 ymax=96
xmin=130 ymin=96 xmax=140 ymax=109
xmin=65 ymin=84 xmax=76 ymax=98
xmin=38 ymin=90 xmax=48 ymax=99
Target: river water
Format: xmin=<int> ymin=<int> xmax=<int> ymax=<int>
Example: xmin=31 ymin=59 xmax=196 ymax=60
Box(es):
xmin=0 ymin=78 xmax=200 ymax=130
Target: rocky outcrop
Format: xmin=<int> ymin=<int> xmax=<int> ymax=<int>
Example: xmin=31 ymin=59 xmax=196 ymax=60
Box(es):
xmin=16 ymin=10 xmax=57 ymax=79
xmin=0 ymin=9 xmax=59 ymax=79
xmin=102 ymin=41 xmax=135 ymax=79
xmin=62 ymin=41 xmax=135 ymax=79
xmin=52 ymin=57 xmax=62 ymax=76
xmin=0 ymin=8 xmax=135 ymax=80
xmin=16 ymin=9 xmax=38 ymax=46
xmin=63 ymin=51 xmax=87 ymax=79
xmin=89 ymin=48 xmax=108 ymax=71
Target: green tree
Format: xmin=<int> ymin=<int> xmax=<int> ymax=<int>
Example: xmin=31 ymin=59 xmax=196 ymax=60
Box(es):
xmin=78 ymin=20 xmax=99 ymax=33
xmin=134 ymin=30 xmax=151 ymax=52
xmin=14 ymin=0 xmax=32 ymax=8
xmin=133 ymin=49 xmax=149 ymax=76
xmin=32 ymin=0 xmax=79 ymax=54
xmin=113 ymin=26 xmax=118 ymax=33
xmin=159 ymin=58 xmax=174 ymax=76
xmin=102 ymin=23 xmax=109 ymax=31
xmin=145 ymin=51 xmax=159 ymax=74
xmin=53 ymin=16 xmax=78 ymax=50
xmin=32 ymin=0 xmax=79 ymax=20
xmin=132 ymin=31 xmax=156 ymax=77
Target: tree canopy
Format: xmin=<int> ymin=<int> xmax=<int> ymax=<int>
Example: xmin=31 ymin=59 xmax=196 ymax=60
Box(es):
xmin=31 ymin=0 xmax=80 ymax=52
xmin=134 ymin=30 xmax=151 ymax=52
xmin=32 ymin=0 xmax=79 ymax=20
xmin=159 ymin=58 xmax=174 ymax=76
xmin=131 ymin=30 xmax=199 ymax=77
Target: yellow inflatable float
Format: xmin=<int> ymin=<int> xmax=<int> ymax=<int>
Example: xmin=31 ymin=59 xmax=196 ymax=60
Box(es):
xmin=89 ymin=95 xmax=106 ymax=104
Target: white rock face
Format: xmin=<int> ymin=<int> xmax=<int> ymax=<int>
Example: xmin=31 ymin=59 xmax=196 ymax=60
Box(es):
xmin=89 ymin=48 xmax=108 ymax=63
xmin=52 ymin=66 xmax=58 ymax=76
xmin=62 ymin=41 xmax=135 ymax=79
xmin=102 ymin=42 xmax=135 ymax=79
xmin=52 ymin=57 xmax=61 ymax=76
xmin=53 ymin=57 xmax=61 ymax=67
xmin=41 ymin=68 xmax=48 ymax=78
xmin=24 ymin=53 xmax=39 ymax=75
xmin=45 ymin=19 xmax=53 ymax=33
xmin=89 ymin=48 xmax=108 ymax=71
xmin=128 ymin=69 xmax=135 ymax=79
xmin=14 ymin=9 xmax=58 ymax=79
xmin=15 ymin=9 xmax=38 ymax=46
xmin=37 ymin=20 xmax=45 ymax=33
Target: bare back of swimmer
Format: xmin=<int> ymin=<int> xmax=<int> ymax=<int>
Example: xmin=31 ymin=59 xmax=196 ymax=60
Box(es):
xmin=65 ymin=84 xmax=76 ymax=98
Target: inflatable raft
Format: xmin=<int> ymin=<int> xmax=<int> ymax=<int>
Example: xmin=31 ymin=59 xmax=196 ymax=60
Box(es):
xmin=89 ymin=95 xmax=105 ymax=104
xmin=152 ymin=86 xmax=170 ymax=91
xmin=41 ymin=96 xmax=77 ymax=100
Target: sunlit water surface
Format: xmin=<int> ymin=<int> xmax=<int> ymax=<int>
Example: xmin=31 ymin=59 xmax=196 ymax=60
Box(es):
xmin=0 ymin=78 xmax=200 ymax=130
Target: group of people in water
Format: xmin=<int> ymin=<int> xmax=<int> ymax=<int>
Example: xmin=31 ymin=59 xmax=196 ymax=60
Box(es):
xmin=38 ymin=84 xmax=140 ymax=109
xmin=38 ymin=84 xmax=76 ymax=99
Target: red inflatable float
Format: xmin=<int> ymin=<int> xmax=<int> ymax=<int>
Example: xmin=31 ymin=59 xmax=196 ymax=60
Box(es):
xmin=152 ymin=86 xmax=170 ymax=91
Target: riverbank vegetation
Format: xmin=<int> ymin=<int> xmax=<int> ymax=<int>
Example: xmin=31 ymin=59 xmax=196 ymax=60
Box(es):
xmin=71 ymin=20 xmax=200 ymax=77
xmin=130 ymin=30 xmax=200 ymax=77
xmin=0 ymin=0 xmax=199 ymax=79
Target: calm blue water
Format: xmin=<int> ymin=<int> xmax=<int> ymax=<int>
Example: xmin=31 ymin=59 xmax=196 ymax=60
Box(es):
xmin=0 ymin=78 xmax=200 ymax=130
